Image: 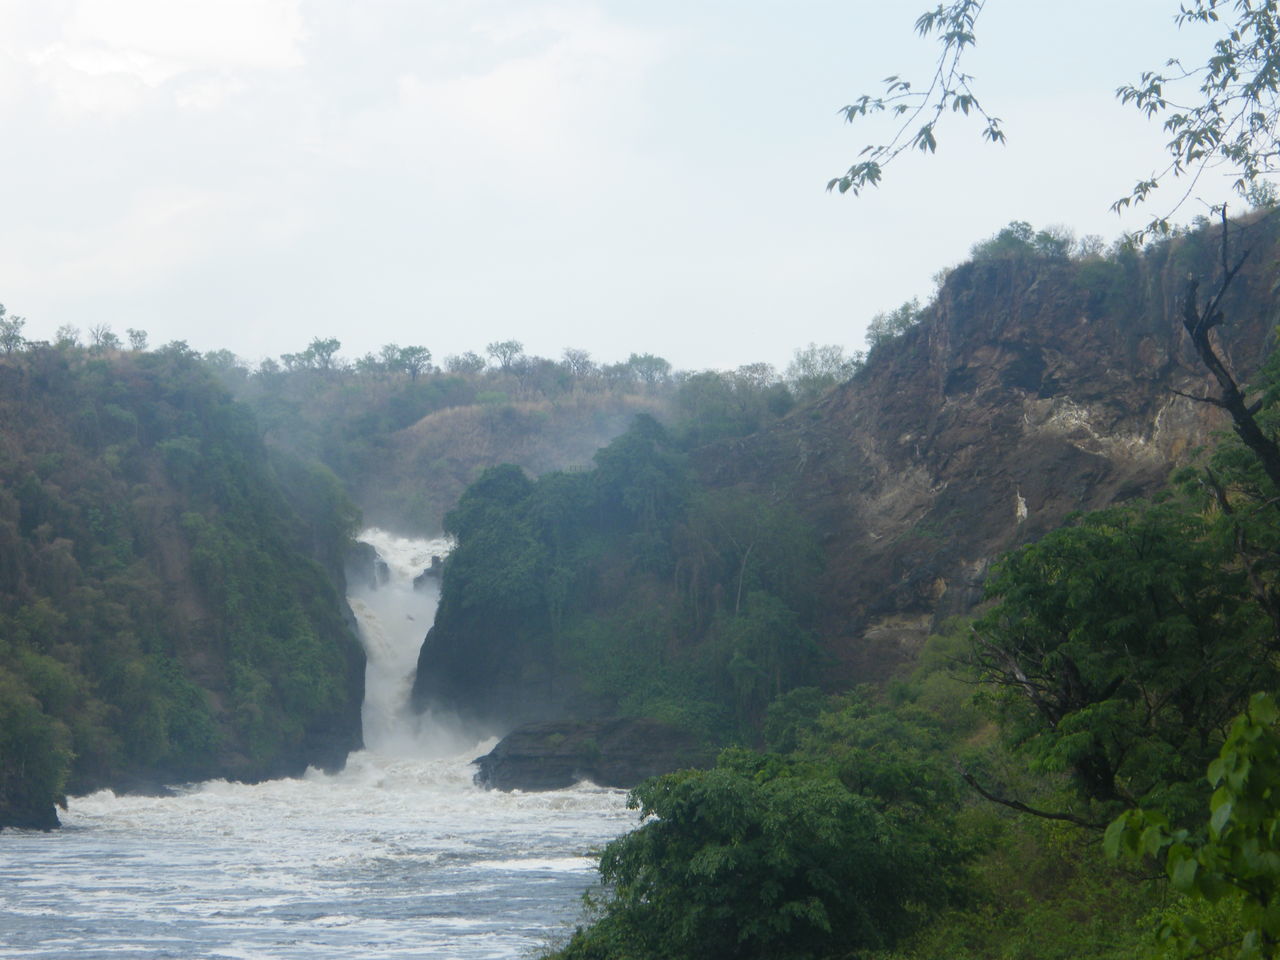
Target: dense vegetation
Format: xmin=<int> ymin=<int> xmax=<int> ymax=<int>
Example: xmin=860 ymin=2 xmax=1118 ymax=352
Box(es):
xmin=0 ymin=340 xmax=362 ymax=829
xmin=6 ymin=207 xmax=1280 ymax=956
xmin=536 ymin=218 xmax=1280 ymax=959
xmin=415 ymin=414 xmax=825 ymax=741
xmin=204 ymin=336 xmax=860 ymax=531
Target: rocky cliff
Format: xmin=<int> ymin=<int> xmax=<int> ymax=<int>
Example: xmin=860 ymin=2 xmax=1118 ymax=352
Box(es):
xmin=700 ymin=225 xmax=1278 ymax=682
xmin=408 ymin=219 xmax=1278 ymax=768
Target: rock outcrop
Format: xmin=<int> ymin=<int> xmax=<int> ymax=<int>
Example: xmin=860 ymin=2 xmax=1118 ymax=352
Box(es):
xmin=411 ymin=224 xmax=1280 ymax=737
xmin=473 ymin=719 xmax=716 ymax=791
xmin=701 ymin=239 xmax=1278 ymax=682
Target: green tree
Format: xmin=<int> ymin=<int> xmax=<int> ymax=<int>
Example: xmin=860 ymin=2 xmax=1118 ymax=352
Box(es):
xmin=785 ymin=342 xmax=862 ymax=401
xmin=555 ymin=750 xmax=964 ymax=960
xmin=485 ymin=339 xmax=525 ymax=371
xmin=445 ymin=350 xmax=486 ymax=374
xmin=0 ymin=306 xmax=26 ymax=354
xmin=398 ymin=345 xmax=432 ymax=381
xmin=87 ymin=324 xmax=121 ymax=353
xmin=1108 ymin=694 xmax=1280 ymax=959
xmin=865 ymin=298 xmax=923 ymax=348
xmin=970 ymin=501 xmax=1273 ymax=821
xmin=626 ymin=352 xmax=672 ymax=386
xmin=562 ymin=347 xmax=595 ymax=380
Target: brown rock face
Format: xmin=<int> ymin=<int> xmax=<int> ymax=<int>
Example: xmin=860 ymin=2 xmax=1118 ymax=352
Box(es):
xmin=701 ymin=241 xmax=1278 ymax=683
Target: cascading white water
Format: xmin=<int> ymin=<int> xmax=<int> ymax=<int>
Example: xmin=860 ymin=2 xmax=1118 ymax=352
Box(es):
xmin=346 ymin=527 xmax=474 ymax=757
xmin=0 ymin=528 xmax=632 ymax=960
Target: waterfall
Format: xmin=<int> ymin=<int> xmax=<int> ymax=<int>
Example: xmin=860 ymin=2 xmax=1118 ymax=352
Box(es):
xmin=4 ymin=537 xmax=634 ymax=960
xmin=346 ymin=527 xmax=473 ymax=757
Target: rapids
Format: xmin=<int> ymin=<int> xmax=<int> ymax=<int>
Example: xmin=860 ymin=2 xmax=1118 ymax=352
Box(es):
xmin=1 ymin=528 xmax=632 ymax=959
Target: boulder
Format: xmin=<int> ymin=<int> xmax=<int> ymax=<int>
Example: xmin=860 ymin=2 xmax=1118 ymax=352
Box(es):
xmin=473 ymin=718 xmax=715 ymax=792
xmin=412 ymin=555 xmax=443 ymax=590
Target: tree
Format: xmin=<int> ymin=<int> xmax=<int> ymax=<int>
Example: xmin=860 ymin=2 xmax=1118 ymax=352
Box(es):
xmin=970 ymin=501 xmax=1274 ymax=822
xmin=969 ymin=221 xmax=1076 ymax=261
xmin=445 ymin=351 xmax=486 ymax=375
xmin=53 ymin=325 xmax=79 ymax=349
xmin=0 ymin=306 xmax=26 ymax=354
xmin=377 ymin=342 xmax=403 ymax=374
xmin=626 ymin=352 xmax=671 ymax=386
xmin=865 ymin=298 xmax=923 ymax=348
xmin=554 ymin=750 xmax=964 ymax=960
xmin=87 ymin=324 xmax=121 ymax=353
xmin=398 ymin=345 xmax=432 ymax=381
xmin=485 ymin=339 xmax=524 ymax=371
xmin=304 ymin=337 xmax=342 ymax=372
xmin=562 ymin=347 xmax=594 ymax=380
xmin=125 ymin=328 xmax=148 ymax=352
xmin=830 ymin=1 xmax=1280 ymax=234
xmin=1107 ymin=694 xmax=1280 ymax=959
xmin=785 ymin=342 xmax=862 ymax=401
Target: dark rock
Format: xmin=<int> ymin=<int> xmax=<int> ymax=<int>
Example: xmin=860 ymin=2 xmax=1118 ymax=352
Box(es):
xmin=473 ymin=719 xmax=716 ymax=792
xmin=345 ymin=540 xmax=381 ymax=591
xmin=0 ymin=802 xmax=60 ymax=832
xmin=696 ymin=249 xmax=1277 ymax=683
xmin=413 ymin=555 xmax=443 ymax=590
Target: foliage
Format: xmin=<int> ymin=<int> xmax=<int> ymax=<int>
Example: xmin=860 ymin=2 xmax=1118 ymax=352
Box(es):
xmin=0 ymin=305 xmax=26 ymax=354
xmin=831 ymin=1 xmax=1280 ymax=233
xmin=1108 ymin=693 xmax=1280 ymax=959
xmin=972 ymin=500 xmax=1272 ymax=821
xmin=785 ymin=343 xmax=863 ymax=401
xmin=486 ymin=339 xmax=525 ymax=370
xmin=969 ymin=221 xmax=1077 ymax=261
xmin=828 ymin=0 xmax=1002 ymax=196
xmin=426 ymin=416 xmax=824 ymax=742
xmin=865 ymin=298 xmax=924 ymax=348
xmin=0 ymin=344 xmax=363 ymax=828
xmin=554 ymin=748 xmax=967 ymax=960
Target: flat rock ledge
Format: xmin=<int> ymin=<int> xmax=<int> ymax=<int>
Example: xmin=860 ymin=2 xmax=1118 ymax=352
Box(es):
xmin=473 ymin=718 xmax=715 ymax=792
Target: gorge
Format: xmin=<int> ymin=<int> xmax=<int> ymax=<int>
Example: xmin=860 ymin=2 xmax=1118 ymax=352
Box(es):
xmin=2 ymin=214 xmax=1278 ymax=959
xmin=1 ymin=527 xmax=632 ymax=959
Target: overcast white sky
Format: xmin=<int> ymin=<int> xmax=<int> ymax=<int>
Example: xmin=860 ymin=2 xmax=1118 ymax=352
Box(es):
xmin=0 ymin=1 xmax=1246 ymax=371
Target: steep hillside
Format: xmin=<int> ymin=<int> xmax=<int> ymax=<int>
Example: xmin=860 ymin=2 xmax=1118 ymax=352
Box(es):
xmin=701 ymin=220 xmax=1279 ymax=682
xmin=413 ymin=217 xmax=1280 ymax=746
xmin=363 ymin=393 xmax=669 ymax=531
xmin=0 ymin=344 xmax=363 ymax=829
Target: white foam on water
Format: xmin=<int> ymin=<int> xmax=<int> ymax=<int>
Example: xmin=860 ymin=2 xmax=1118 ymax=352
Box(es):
xmin=1 ymin=528 xmax=634 ymax=959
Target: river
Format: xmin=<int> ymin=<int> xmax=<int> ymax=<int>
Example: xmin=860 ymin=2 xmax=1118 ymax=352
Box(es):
xmin=1 ymin=528 xmax=632 ymax=959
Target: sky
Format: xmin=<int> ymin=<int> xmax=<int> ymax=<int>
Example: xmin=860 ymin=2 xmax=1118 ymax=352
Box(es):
xmin=0 ymin=1 xmax=1249 ymax=372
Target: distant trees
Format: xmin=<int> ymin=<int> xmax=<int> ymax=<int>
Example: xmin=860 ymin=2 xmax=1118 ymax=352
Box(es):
xmin=445 ymin=351 xmax=486 ymax=374
xmin=626 ymin=352 xmax=671 ymax=386
xmin=398 ymin=345 xmax=432 ymax=381
xmin=785 ymin=342 xmax=862 ymax=400
xmin=279 ymin=336 xmax=344 ymax=372
xmin=0 ymin=306 xmax=25 ymax=354
xmin=969 ymin=221 xmax=1078 ymax=261
xmin=485 ymin=339 xmax=525 ymax=371
xmin=87 ymin=324 xmax=121 ymax=353
xmin=865 ymin=298 xmax=924 ymax=348
xmin=674 ymin=365 xmax=793 ymax=445
xmin=366 ymin=344 xmax=432 ymax=379
xmin=561 ymin=347 xmax=594 ymax=380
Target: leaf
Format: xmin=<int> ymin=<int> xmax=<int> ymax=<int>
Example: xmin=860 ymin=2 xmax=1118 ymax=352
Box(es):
xmin=1210 ymin=798 xmax=1234 ymax=837
xmin=1171 ymin=855 xmax=1199 ymax=892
